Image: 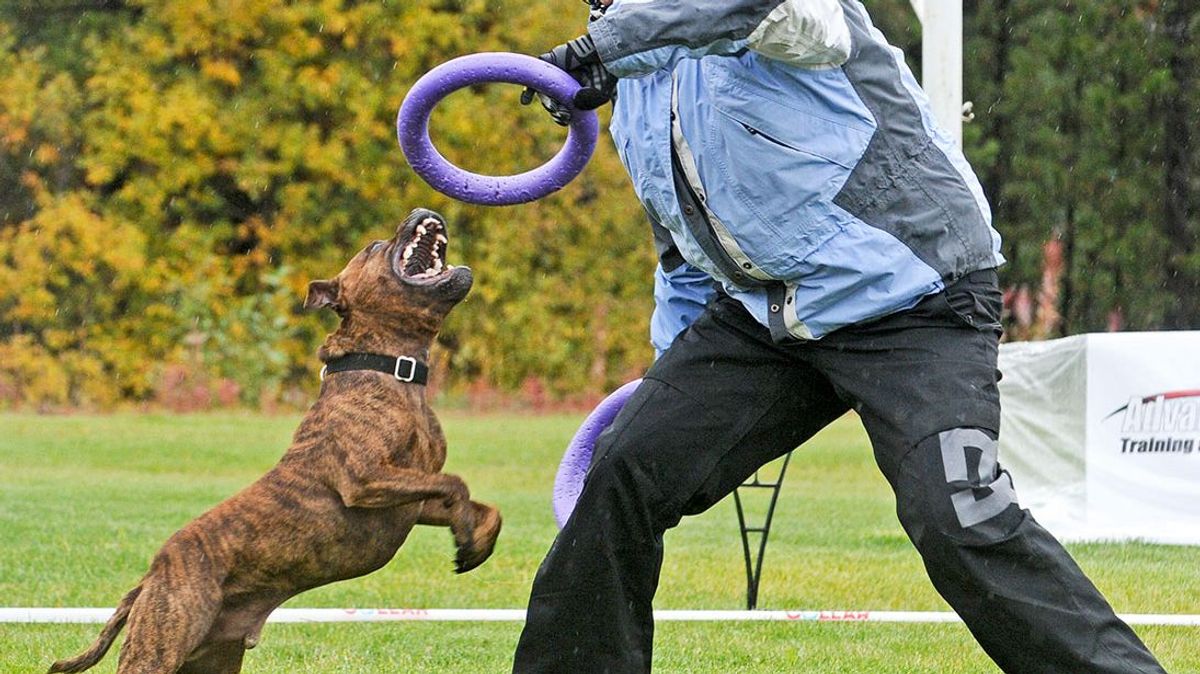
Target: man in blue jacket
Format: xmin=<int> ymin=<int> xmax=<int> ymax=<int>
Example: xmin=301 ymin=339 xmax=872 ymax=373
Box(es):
xmin=513 ymin=1 xmax=1166 ymax=672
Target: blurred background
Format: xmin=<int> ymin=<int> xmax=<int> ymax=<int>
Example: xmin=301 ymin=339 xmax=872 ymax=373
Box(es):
xmin=0 ymin=0 xmax=1196 ymax=411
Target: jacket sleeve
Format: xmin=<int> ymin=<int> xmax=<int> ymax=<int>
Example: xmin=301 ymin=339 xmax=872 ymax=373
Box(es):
xmin=647 ymin=212 xmax=716 ymax=357
xmin=589 ymin=0 xmax=851 ymax=77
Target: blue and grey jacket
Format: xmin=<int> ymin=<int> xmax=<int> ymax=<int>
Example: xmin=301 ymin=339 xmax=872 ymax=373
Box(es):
xmin=587 ymin=0 xmax=1003 ymax=353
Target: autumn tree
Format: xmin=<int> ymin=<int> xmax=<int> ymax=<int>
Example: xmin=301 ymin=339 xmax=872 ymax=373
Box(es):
xmin=0 ymin=0 xmax=652 ymax=407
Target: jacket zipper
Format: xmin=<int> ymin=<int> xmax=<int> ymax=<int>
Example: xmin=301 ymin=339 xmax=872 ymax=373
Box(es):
xmin=740 ymin=122 xmax=800 ymax=152
xmin=669 ymin=74 xmax=773 ymax=287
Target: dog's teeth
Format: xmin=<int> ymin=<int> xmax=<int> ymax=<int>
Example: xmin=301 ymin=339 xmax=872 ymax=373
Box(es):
xmin=403 ymin=246 xmax=413 ymax=260
xmin=436 ymin=234 xmax=448 ymax=244
xmin=416 ymin=225 xmax=427 ymax=236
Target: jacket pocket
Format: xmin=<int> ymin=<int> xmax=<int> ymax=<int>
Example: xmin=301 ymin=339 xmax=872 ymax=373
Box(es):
xmin=940 ymin=269 xmax=1003 ymax=334
xmin=700 ymin=109 xmax=847 ymax=267
xmin=714 ymin=103 xmax=864 ymax=170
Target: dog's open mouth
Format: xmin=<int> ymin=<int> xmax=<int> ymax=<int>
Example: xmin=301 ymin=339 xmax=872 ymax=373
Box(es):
xmin=394 ymin=213 xmax=457 ymax=285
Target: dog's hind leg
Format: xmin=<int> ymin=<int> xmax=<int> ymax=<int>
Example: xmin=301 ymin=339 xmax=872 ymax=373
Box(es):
xmin=177 ymin=641 xmax=246 ymax=674
xmin=419 ymin=497 xmax=502 ymax=573
xmin=115 ymin=575 xmax=222 ymax=674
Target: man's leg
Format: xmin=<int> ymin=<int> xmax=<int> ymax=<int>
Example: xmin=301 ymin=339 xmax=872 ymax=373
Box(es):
xmin=512 ymin=296 xmax=847 ymax=673
xmin=812 ymin=270 xmax=1164 ymax=673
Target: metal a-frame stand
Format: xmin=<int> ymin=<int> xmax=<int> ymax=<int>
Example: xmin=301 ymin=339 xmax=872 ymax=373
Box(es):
xmin=732 ymin=450 xmax=794 ymax=610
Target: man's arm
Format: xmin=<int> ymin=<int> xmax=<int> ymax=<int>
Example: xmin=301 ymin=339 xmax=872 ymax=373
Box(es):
xmin=589 ymin=0 xmax=852 ymax=77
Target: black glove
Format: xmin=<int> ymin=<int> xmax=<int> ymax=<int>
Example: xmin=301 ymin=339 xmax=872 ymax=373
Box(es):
xmin=585 ymin=0 xmax=608 ymax=22
xmin=520 ymin=33 xmax=619 ymax=126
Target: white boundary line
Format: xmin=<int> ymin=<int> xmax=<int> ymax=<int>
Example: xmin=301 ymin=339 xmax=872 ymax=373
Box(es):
xmin=4 ymin=608 xmax=1199 ymax=626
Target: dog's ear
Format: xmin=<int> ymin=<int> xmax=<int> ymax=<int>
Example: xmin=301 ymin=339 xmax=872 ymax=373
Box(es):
xmin=304 ymin=279 xmax=342 ymax=312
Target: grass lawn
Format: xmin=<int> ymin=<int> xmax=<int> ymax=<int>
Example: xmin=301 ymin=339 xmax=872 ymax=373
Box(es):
xmin=1 ymin=411 xmax=1196 ymax=673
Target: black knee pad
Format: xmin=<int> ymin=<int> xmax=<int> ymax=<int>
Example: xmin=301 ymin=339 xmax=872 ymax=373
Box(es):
xmin=896 ymin=427 xmax=1026 ymax=549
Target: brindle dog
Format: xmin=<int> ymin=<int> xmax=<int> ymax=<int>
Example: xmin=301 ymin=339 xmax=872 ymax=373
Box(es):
xmin=50 ymin=208 xmax=501 ymax=674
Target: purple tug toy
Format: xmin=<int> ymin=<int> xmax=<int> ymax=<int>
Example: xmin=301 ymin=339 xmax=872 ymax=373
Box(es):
xmin=553 ymin=379 xmax=643 ymax=528
xmin=397 ymin=52 xmax=600 ymax=206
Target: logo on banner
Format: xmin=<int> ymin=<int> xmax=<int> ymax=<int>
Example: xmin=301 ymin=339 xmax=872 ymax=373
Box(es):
xmin=1104 ymin=390 xmax=1200 ymax=455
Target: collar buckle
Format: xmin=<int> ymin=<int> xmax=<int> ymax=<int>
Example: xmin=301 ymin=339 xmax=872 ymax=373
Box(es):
xmin=394 ymin=356 xmax=418 ymax=382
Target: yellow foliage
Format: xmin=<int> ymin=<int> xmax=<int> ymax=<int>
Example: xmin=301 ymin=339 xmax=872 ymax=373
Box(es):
xmin=0 ymin=0 xmax=658 ymax=408
xmin=0 ymin=336 xmax=71 ymax=408
xmin=201 ymin=59 xmax=243 ymax=88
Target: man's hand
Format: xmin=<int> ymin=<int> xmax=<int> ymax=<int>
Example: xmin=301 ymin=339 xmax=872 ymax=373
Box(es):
xmin=585 ymin=0 xmax=610 ymax=22
xmin=520 ymin=33 xmax=619 ymax=126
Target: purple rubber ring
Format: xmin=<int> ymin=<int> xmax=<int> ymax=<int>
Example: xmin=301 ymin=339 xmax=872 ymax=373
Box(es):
xmin=553 ymin=379 xmax=643 ymax=528
xmin=397 ymin=52 xmax=600 ymax=206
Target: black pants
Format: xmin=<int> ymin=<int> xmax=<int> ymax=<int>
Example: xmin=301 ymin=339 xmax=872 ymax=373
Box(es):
xmin=512 ymin=271 xmax=1164 ymax=674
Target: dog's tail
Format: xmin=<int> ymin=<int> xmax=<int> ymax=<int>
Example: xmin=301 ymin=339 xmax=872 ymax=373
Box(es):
xmin=47 ymin=584 xmax=142 ymax=673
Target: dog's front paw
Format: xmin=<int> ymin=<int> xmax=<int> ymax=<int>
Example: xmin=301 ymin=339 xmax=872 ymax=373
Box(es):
xmin=454 ymin=502 xmax=502 ymax=574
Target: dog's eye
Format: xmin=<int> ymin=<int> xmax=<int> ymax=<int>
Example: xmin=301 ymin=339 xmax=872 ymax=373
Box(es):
xmin=370 ymin=241 xmax=385 ymax=253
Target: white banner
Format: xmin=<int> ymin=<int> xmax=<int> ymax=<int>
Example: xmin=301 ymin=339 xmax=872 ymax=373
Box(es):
xmin=1084 ymin=333 xmax=1200 ymax=543
xmin=999 ymin=332 xmax=1200 ymax=544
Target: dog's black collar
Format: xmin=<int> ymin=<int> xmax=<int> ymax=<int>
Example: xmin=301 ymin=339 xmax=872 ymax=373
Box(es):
xmin=320 ymin=353 xmax=429 ymax=385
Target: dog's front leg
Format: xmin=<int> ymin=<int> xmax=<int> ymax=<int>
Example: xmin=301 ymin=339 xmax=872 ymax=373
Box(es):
xmin=336 ymin=467 xmax=469 ymax=510
xmin=419 ymin=497 xmax=502 ymax=573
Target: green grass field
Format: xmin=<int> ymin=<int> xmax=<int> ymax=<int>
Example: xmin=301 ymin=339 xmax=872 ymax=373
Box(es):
xmin=1 ymin=412 xmax=1196 ymax=673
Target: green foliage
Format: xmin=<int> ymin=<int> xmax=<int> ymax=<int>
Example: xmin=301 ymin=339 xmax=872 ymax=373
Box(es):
xmin=175 ymin=265 xmax=296 ymax=405
xmin=964 ymin=1 xmax=1198 ymax=332
xmin=0 ymin=1 xmax=1197 ymax=407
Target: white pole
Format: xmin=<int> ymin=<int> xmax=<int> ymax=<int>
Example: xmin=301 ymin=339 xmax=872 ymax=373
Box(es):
xmin=912 ymin=0 xmax=964 ymax=145
xmin=5 ymin=608 xmax=1200 ymax=626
